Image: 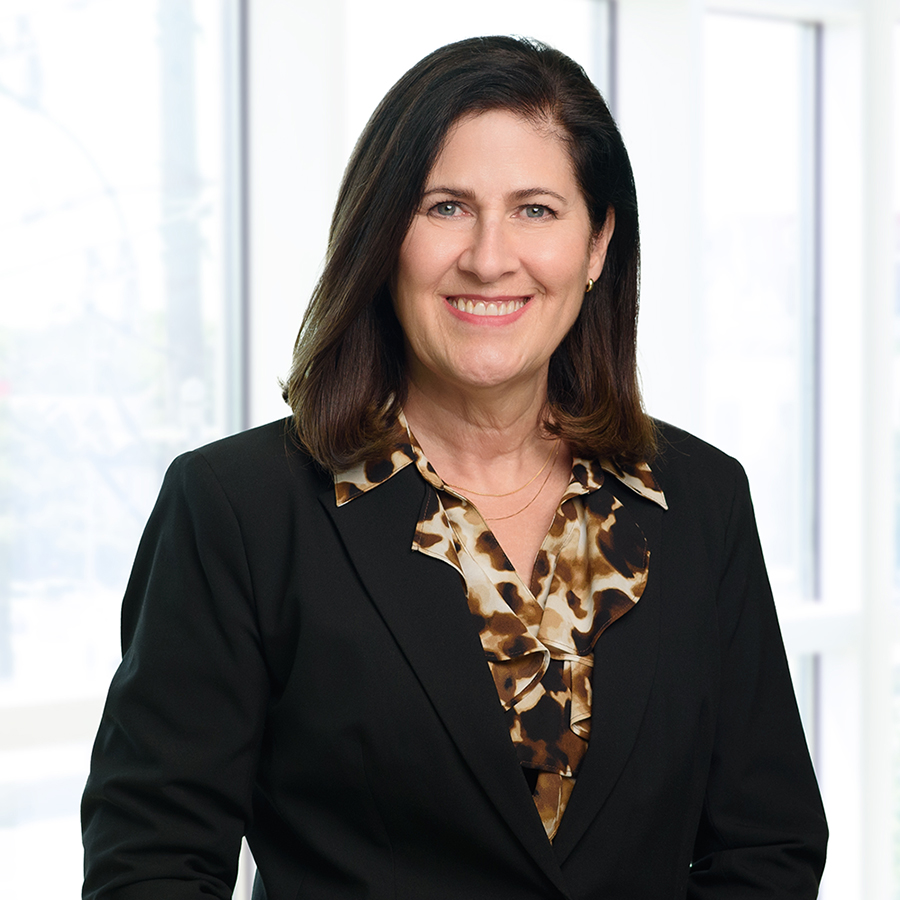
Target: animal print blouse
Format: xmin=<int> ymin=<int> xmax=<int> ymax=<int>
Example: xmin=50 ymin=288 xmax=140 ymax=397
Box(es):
xmin=334 ymin=414 xmax=667 ymax=841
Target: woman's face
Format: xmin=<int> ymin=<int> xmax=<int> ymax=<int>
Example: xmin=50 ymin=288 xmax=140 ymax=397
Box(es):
xmin=393 ymin=109 xmax=613 ymax=400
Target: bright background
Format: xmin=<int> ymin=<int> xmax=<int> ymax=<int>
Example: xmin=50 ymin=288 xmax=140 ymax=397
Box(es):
xmin=0 ymin=0 xmax=897 ymax=897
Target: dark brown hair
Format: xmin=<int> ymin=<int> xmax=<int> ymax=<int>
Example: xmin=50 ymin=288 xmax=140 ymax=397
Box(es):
xmin=283 ymin=35 xmax=656 ymax=471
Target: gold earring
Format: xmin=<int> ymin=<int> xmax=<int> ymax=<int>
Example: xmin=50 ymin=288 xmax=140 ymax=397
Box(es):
xmin=585 ymin=279 xmax=594 ymax=293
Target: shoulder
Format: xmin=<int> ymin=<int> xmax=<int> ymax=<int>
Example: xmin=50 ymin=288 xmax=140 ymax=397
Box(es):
xmin=651 ymin=420 xmax=745 ymax=491
xmin=648 ymin=419 xmax=753 ymax=538
xmin=161 ymin=418 xmax=331 ymax=512
xmin=187 ymin=416 xmax=309 ymax=470
xmin=651 ymin=419 xmax=739 ymax=475
xmin=175 ymin=417 xmax=326 ymax=482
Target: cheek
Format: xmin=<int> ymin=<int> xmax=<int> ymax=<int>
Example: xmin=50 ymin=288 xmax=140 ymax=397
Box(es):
xmin=391 ymin=283 xmax=417 ymax=340
xmin=532 ymin=244 xmax=592 ymax=290
xmin=393 ymin=251 xmax=428 ymax=329
xmin=395 ymin=225 xmax=424 ymax=285
xmin=391 ymin=273 xmax=438 ymax=348
xmin=396 ymin=223 xmax=451 ymax=288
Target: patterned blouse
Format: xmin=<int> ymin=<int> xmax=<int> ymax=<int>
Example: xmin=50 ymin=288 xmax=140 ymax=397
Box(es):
xmin=334 ymin=414 xmax=667 ymax=841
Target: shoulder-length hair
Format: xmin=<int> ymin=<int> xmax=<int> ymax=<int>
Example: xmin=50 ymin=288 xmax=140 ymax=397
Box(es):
xmin=283 ymin=35 xmax=656 ymax=472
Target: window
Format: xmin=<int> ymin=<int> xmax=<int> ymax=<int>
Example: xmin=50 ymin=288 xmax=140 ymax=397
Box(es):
xmin=0 ymin=1 xmax=242 ymax=894
xmin=701 ymin=14 xmax=818 ymax=611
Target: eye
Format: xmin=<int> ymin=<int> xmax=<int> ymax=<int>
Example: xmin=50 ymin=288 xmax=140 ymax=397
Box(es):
xmin=431 ymin=201 xmax=461 ymax=217
xmin=523 ymin=205 xmax=551 ymax=219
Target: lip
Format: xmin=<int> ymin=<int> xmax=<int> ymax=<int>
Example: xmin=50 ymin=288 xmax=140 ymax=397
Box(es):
xmin=444 ymin=294 xmax=531 ymax=324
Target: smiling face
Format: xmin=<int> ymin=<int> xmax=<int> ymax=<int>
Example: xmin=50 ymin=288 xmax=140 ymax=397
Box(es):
xmin=393 ymin=109 xmax=613 ymax=403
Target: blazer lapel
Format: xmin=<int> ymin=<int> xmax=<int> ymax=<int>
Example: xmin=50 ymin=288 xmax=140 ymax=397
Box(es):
xmin=551 ymin=486 xmax=665 ymax=864
xmin=320 ymin=467 xmax=571 ymax=897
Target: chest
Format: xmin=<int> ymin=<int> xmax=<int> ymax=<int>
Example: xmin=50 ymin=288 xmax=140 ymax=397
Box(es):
xmin=464 ymin=463 xmax=574 ymax=584
xmin=480 ymin=492 xmax=563 ymax=583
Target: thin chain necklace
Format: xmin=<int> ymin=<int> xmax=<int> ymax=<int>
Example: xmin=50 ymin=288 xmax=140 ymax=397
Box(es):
xmin=482 ymin=440 xmax=561 ymax=521
xmin=441 ymin=437 xmax=560 ymax=497
xmin=402 ymin=417 xmax=561 ymax=521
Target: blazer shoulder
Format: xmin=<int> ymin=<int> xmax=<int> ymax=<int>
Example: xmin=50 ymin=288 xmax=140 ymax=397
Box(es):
xmin=649 ymin=419 xmax=750 ymax=520
xmin=162 ymin=418 xmax=333 ymax=515
xmin=190 ymin=416 xmax=302 ymax=465
xmin=651 ymin=419 xmax=741 ymax=476
xmin=168 ymin=417 xmax=329 ymax=497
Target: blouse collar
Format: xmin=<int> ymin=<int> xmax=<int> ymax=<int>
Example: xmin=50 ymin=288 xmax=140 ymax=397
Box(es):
xmin=334 ymin=411 xmax=667 ymax=511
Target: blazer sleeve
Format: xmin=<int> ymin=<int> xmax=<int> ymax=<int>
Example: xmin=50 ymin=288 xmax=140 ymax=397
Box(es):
xmin=686 ymin=458 xmax=828 ymax=898
xmin=82 ymin=450 xmax=269 ymax=900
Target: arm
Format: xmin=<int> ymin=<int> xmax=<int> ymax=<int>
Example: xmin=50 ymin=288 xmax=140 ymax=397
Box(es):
xmin=82 ymin=450 xmax=270 ymax=900
xmin=687 ymin=460 xmax=828 ymax=898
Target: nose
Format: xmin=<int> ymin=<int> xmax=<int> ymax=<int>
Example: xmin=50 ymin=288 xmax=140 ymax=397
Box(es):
xmin=457 ymin=218 xmax=519 ymax=283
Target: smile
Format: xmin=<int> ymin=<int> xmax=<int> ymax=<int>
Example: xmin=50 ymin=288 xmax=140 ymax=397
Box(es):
xmin=446 ymin=297 xmax=528 ymax=317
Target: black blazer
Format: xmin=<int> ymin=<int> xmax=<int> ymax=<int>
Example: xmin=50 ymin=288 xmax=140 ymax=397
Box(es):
xmin=82 ymin=418 xmax=827 ymax=900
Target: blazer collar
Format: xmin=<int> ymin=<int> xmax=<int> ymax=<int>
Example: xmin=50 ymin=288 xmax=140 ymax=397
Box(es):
xmin=320 ymin=466 xmax=573 ymax=897
xmin=550 ymin=481 xmax=665 ymax=863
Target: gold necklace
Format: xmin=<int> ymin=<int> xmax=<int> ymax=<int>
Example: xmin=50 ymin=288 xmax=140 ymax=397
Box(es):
xmin=441 ymin=438 xmax=560 ymax=497
xmin=482 ymin=440 xmax=561 ymax=521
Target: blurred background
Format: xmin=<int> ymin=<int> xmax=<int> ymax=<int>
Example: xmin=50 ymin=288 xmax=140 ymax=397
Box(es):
xmin=0 ymin=0 xmax=896 ymax=896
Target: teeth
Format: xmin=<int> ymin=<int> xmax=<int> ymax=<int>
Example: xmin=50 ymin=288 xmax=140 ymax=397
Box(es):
xmin=450 ymin=298 xmax=526 ymax=317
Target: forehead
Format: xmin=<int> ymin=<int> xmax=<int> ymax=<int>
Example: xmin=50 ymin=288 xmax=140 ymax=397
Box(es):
xmin=426 ymin=109 xmax=577 ymax=187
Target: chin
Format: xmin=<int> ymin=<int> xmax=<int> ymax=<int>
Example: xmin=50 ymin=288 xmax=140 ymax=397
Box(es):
xmin=451 ymin=363 xmax=538 ymax=393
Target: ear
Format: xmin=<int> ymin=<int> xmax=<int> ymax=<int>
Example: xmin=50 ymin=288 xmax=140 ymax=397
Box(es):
xmin=588 ymin=206 xmax=616 ymax=283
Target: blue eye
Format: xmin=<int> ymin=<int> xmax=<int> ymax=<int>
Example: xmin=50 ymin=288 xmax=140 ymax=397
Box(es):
xmin=434 ymin=202 xmax=459 ymax=216
xmin=524 ymin=205 xmax=547 ymax=218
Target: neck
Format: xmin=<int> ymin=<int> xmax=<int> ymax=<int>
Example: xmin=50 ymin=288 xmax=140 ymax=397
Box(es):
xmin=402 ymin=375 xmax=562 ymax=495
xmin=405 ymin=376 xmax=549 ymax=449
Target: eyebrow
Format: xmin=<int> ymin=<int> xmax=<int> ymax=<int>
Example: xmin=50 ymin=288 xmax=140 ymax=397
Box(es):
xmin=422 ymin=186 xmax=570 ymax=204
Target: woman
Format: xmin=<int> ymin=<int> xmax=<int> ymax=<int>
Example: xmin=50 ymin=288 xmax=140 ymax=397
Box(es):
xmin=82 ymin=36 xmax=827 ymax=899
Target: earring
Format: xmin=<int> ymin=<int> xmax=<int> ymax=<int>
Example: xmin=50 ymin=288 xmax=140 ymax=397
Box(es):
xmin=585 ymin=279 xmax=594 ymax=293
